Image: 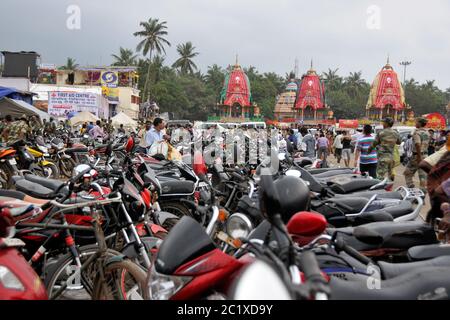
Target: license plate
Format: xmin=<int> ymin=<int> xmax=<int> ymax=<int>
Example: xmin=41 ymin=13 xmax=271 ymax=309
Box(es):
xmin=8 ymin=158 xmax=17 ymax=165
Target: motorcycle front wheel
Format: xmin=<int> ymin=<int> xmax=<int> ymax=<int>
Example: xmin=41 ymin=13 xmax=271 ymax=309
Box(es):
xmin=59 ymin=158 xmax=77 ymax=178
xmin=42 ymin=163 xmax=60 ymax=179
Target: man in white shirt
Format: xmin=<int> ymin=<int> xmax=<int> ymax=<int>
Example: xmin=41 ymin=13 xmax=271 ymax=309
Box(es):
xmin=333 ymin=131 xmax=344 ymax=164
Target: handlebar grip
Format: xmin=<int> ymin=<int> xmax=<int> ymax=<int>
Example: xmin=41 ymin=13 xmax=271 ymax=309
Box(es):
xmin=299 ymin=251 xmax=324 ymax=283
xmin=230 ymin=172 xmax=245 ymax=182
xmin=335 ymin=237 xmax=372 ymax=265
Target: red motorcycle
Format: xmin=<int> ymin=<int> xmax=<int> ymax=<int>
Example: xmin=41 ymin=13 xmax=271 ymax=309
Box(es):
xmin=0 ymin=203 xmax=48 ymax=300
xmin=146 ymin=171 xmax=329 ymax=300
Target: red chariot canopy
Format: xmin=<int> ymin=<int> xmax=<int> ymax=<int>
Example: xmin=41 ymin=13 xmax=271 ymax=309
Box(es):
xmin=295 ymin=70 xmax=325 ymax=110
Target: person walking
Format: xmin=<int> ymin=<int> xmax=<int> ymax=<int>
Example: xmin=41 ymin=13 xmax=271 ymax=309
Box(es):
xmin=117 ymin=124 xmax=126 ymax=134
xmin=341 ymin=131 xmax=353 ymax=167
xmin=354 ymin=125 xmax=377 ymax=178
xmin=404 ymin=117 xmax=430 ymax=192
xmin=316 ymin=133 xmax=330 ymax=161
xmin=89 ymin=120 xmax=107 ymax=140
xmin=288 ymin=129 xmax=298 ymax=151
xmin=300 ymin=127 xmax=315 ymax=159
xmin=428 ymin=129 xmax=436 ymax=156
xmin=368 ymin=117 xmax=401 ymax=181
xmin=333 ymin=131 xmax=343 ymax=164
xmin=136 ymin=122 xmax=151 ymax=153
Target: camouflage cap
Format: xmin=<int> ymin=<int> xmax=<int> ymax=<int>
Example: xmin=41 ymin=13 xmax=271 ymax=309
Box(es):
xmin=416 ymin=117 xmax=428 ymax=126
xmin=382 ymin=117 xmax=394 ymax=126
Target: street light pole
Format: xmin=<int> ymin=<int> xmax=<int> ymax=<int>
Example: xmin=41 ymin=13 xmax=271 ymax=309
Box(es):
xmin=399 ymin=60 xmax=411 ymax=85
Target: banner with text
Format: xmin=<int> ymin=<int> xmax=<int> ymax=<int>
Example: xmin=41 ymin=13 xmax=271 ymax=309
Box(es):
xmin=48 ymin=91 xmax=99 ymax=117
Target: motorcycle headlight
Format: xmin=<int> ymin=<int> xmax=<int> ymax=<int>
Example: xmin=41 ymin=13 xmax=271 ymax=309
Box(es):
xmin=147 ymin=267 xmax=191 ymax=300
xmin=0 ymin=265 xmax=25 ymax=291
xmin=226 ymin=213 xmax=253 ymax=239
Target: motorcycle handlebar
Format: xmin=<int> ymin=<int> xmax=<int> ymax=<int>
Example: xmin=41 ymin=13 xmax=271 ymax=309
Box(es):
xmin=299 ymin=251 xmax=327 ymax=287
xmin=334 ymin=237 xmax=372 ymax=265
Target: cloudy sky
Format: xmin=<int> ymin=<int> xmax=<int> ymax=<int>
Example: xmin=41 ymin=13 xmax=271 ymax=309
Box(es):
xmin=1 ymin=0 xmax=449 ymax=89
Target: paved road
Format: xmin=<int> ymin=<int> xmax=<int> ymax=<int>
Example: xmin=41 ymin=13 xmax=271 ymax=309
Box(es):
xmin=325 ymin=153 xmax=429 ymax=221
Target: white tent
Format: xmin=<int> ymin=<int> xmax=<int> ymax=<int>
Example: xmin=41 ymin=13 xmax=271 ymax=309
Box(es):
xmin=0 ymin=97 xmax=50 ymax=122
xmin=111 ymin=112 xmax=137 ymax=128
xmin=69 ymin=111 xmax=99 ymax=126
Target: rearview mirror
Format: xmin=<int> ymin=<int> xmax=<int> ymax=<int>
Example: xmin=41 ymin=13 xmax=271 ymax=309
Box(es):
xmin=258 ymin=168 xmax=280 ymax=220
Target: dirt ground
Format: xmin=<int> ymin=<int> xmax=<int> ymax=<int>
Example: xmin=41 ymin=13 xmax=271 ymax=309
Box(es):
xmin=325 ymin=152 xmax=430 ymax=221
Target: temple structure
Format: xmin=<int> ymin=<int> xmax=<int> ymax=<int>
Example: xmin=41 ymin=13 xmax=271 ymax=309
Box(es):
xmin=366 ymin=59 xmax=408 ymax=121
xmin=294 ymin=64 xmax=328 ymax=123
xmin=215 ymin=61 xmax=260 ymax=121
xmin=274 ymin=80 xmax=298 ymax=120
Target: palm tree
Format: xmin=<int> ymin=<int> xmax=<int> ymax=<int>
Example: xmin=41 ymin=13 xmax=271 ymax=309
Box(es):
xmin=111 ymin=47 xmax=138 ymax=66
xmin=172 ymin=42 xmax=199 ymax=74
xmin=322 ymin=68 xmax=342 ymax=91
xmin=59 ymin=57 xmax=79 ymax=71
xmin=345 ymin=71 xmax=365 ymax=98
xmin=133 ymin=18 xmax=171 ymax=101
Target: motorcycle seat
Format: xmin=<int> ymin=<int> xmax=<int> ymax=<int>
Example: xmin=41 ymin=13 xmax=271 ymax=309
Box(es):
xmin=160 ymin=180 xmax=195 ymax=195
xmin=382 ymin=201 xmax=414 ymax=218
xmin=14 ymin=179 xmax=55 ymax=199
xmin=313 ymin=169 xmax=355 ymax=178
xmin=328 ymin=221 xmax=437 ymax=251
xmin=378 ymin=256 xmax=450 ymax=279
xmin=333 ymin=190 xmax=403 ymax=200
xmin=329 ymin=266 xmax=450 ymax=300
xmin=330 ymin=178 xmax=381 ymax=194
xmin=24 ymin=174 xmax=64 ymax=191
xmin=353 ymin=200 xmax=415 ymax=224
xmin=65 ymin=147 xmax=89 ymax=154
xmin=314 ymin=197 xmax=370 ymax=214
xmin=408 ymin=244 xmax=450 ymax=261
xmin=308 ymin=167 xmax=353 ymax=175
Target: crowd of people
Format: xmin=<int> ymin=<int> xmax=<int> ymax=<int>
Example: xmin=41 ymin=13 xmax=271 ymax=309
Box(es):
xmin=279 ymin=119 xmax=447 ymax=183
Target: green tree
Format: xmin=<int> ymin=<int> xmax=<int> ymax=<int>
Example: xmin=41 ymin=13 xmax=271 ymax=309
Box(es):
xmin=172 ymin=42 xmax=199 ymax=74
xmin=111 ymin=47 xmax=138 ymax=66
xmin=345 ymin=71 xmax=365 ymax=99
xmin=134 ymin=18 xmax=171 ymax=102
xmin=322 ymin=68 xmax=342 ymax=91
xmin=205 ymin=64 xmax=225 ymax=97
xmin=58 ymin=57 xmax=79 ymax=71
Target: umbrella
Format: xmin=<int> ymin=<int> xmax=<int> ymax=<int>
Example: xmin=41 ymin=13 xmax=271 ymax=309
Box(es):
xmin=69 ymin=111 xmax=99 ymax=126
xmin=67 ymin=111 xmax=78 ymax=119
xmin=111 ymin=112 xmax=138 ymax=128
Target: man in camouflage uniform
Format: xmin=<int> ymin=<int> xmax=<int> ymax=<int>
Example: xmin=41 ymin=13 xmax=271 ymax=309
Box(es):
xmin=368 ymin=117 xmax=401 ymax=181
xmin=7 ymin=115 xmax=31 ymax=144
xmin=29 ymin=116 xmax=41 ymax=135
xmin=404 ymin=117 xmax=430 ymax=191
